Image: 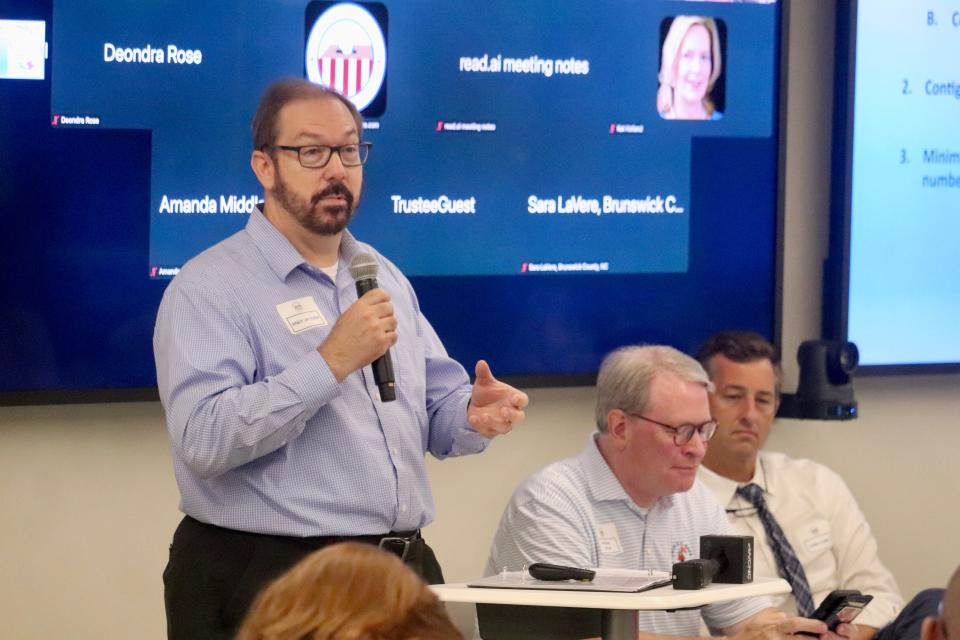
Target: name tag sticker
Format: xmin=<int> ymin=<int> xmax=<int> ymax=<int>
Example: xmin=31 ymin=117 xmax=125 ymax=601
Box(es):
xmin=596 ymin=522 xmax=623 ymax=555
xmin=276 ymin=296 xmax=328 ymax=334
xmin=801 ymin=522 xmax=832 ymax=556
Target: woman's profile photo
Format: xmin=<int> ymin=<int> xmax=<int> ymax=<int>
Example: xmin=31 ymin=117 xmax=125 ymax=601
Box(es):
xmin=657 ymin=16 xmax=725 ymax=120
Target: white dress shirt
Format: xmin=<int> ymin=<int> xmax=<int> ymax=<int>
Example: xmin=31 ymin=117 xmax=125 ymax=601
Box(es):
xmin=698 ymin=451 xmax=903 ymax=629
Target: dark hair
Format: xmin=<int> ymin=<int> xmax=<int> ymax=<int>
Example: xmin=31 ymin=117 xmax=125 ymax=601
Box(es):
xmin=251 ymin=78 xmax=363 ymax=151
xmin=696 ymin=331 xmax=782 ymax=395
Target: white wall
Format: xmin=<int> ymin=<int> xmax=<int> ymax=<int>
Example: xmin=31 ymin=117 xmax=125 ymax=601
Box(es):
xmin=1 ymin=2 xmax=958 ymax=638
xmin=0 ymin=403 xmax=179 ymax=638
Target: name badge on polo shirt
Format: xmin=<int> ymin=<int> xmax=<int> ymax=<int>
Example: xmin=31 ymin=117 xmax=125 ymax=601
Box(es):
xmin=276 ymin=296 xmax=328 ymax=334
xmin=596 ymin=522 xmax=623 ymax=555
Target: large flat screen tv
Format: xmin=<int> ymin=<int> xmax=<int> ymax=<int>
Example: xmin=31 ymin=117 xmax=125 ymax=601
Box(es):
xmin=825 ymin=1 xmax=960 ymax=374
xmin=1 ymin=0 xmax=785 ymax=404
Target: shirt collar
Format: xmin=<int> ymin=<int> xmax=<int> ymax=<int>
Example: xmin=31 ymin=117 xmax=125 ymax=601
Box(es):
xmin=336 ymin=228 xmax=364 ymax=264
xmin=246 ymin=205 xmax=307 ymax=281
xmin=246 ymin=204 xmax=365 ymax=282
xmin=699 ymin=455 xmax=771 ymax=508
xmin=579 ymin=434 xmax=673 ymax=513
xmin=753 ymin=457 xmax=770 ymax=494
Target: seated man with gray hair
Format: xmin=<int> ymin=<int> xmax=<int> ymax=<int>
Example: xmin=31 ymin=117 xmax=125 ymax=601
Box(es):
xmin=485 ymin=345 xmax=855 ymax=640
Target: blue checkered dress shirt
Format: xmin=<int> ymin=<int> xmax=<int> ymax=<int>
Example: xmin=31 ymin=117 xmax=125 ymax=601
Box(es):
xmin=154 ymin=208 xmax=489 ymax=537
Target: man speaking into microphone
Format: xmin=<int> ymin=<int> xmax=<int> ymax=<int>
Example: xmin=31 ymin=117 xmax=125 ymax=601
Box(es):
xmin=153 ymin=78 xmax=528 ymax=640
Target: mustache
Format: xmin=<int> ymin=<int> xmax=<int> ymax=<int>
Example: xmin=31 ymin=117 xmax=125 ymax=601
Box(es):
xmin=311 ymin=182 xmax=354 ymax=207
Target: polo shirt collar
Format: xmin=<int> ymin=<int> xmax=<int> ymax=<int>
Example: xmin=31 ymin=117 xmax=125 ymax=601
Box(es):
xmin=579 ymin=434 xmax=674 ymax=513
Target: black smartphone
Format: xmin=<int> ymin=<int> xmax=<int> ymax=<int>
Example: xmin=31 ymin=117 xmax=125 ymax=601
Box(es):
xmin=808 ymin=589 xmax=874 ymax=632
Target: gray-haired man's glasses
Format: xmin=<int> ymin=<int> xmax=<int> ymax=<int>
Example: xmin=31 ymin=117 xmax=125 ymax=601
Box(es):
xmin=625 ymin=412 xmax=718 ymax=445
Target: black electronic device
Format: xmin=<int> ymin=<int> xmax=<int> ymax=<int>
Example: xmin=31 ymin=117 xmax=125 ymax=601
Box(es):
xmin=810 ymin=590 xmax=874 ymax=631
xmin=673 ymin=559 xmax=721 ymax=590
xmin=527 ymin=563 xmax=596 ymax=582
xmin=778 ymin=340 xmax=859 ymax=421
xmin=672 ymin=535 xmax=754 ymax=590
xmin=348 ymin=253 xmax=397 ymax=402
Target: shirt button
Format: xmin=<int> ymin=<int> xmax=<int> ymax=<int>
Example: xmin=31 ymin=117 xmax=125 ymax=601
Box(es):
xmin=391 ymin=447 xmax=400 ymax=457
xmin=400 ymin=504 xmax=408 ymax=513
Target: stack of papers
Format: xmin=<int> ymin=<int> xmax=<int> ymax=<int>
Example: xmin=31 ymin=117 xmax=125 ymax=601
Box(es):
xmin=468 ymin=568 xmax=673 ymax=593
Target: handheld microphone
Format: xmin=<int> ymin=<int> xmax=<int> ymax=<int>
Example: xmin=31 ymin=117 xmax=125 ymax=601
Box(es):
xmin=348 ymin=253 xmax=396 ymax=402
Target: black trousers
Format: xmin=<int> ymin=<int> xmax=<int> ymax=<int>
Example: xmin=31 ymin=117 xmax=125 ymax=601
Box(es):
xmin=163 ymin=516 xmax=445 ymax=640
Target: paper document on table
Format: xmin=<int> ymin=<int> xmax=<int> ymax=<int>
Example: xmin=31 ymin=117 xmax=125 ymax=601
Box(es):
xmin=594 ymin=568 xmax=670 ymax=579
xmin=468 ymin=568 xmax=673 ymax=593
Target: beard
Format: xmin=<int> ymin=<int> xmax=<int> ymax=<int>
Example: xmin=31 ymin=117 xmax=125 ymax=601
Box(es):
xmin=271 ymin=165 xmax=359 ymax=236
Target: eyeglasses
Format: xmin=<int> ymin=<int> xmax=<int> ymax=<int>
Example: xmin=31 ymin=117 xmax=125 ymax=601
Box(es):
xmin=264 ymin=142 xmax=372 ymax=168
xmin=625 ymin=412 xmax=717 ymax=445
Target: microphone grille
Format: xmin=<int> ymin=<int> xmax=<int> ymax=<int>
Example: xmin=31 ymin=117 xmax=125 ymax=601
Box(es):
xmin=348 ymin=252 xmax=379 ymax=281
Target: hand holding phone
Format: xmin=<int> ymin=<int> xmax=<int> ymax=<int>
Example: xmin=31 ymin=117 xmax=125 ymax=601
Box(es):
xmin=804 ymin=589 xmax=874 ymax=635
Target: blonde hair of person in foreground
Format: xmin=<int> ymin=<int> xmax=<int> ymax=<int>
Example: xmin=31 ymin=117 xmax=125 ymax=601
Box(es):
xmin=236 ymin=542 xmax=464 ymax=640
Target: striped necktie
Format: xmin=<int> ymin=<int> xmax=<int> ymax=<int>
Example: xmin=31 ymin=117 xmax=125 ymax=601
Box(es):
xmin=736 ymin=483 xmax=816 ymax=616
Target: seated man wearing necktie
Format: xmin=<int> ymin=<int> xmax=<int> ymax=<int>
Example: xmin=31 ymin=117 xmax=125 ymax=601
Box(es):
xmin=695 ymin=331 xmax=943 ymax=640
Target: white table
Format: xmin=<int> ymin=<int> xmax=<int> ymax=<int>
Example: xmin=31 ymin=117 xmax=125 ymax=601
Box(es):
xmin=431 ymin=577 xmax=790 ymax=640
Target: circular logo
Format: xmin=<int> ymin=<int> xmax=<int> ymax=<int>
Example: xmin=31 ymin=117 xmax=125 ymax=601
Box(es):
xmin=305 ymin=3 xmax=387 ymax=112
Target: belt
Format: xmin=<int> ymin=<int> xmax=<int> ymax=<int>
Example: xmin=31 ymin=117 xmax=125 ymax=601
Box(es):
xmin=330 ymin=529 xmax=422 ymax=560
xmin=183 ymin=516 xmax=421 ymax=560
xmin=377 ymin=530 xmax=422 ymax=561
xmin=278 ymin=528 xmax=422 ymax=561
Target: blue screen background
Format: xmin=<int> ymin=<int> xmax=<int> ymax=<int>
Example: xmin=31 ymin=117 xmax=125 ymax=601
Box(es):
xmin=1 ymin=0 xmax=781 ymax=400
